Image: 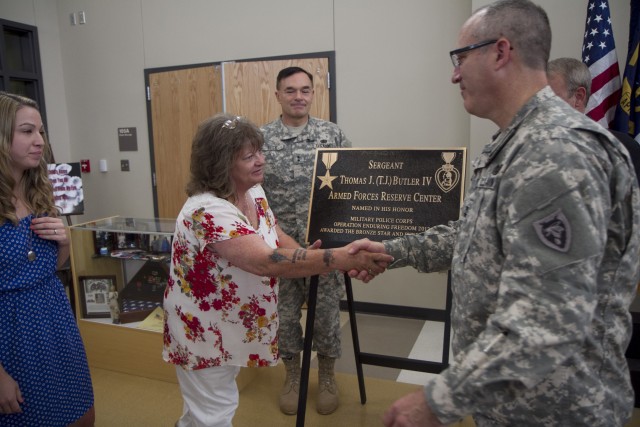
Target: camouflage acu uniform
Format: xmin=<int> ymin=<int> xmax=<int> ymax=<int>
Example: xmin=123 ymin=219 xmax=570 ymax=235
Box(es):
xmin=384 ymin=87 xmax=640 ymax=426
xmin=261 ymin=116 xmax=352 ymax=358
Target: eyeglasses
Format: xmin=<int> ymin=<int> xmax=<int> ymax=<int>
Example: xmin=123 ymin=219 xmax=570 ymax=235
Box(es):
xmin=222 ymin=116 xmax=242 ymax=130
xmin=449 ymin=39 xmax=498 ymax=68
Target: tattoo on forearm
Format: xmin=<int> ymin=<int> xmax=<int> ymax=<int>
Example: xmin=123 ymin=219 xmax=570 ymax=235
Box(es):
xmin=270 ymin=250 xmax=288 ymax=263
xmin=292 ymin=248 xmax=307 ymax=263
xmin=270 ymin=249 xmax=308 ymax=264
xmin=323 ymin=249 xmax=335 ymax=267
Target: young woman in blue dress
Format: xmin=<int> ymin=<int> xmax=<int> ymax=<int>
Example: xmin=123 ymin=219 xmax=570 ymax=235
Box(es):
xmin=0 ymin=92 xmax=95 ymax=426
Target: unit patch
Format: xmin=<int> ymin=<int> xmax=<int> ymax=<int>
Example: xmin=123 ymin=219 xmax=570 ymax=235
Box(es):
xmin=533 ymin=209 xmax=572 ymax=253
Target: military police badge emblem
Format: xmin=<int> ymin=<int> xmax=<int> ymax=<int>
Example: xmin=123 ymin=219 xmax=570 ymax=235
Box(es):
xmin=533 ymin=209 xmax=572 ymax=253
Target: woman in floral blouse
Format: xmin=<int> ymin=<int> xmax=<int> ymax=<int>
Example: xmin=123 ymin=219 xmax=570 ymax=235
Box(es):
xmin=163 ymin=114 xmax=392 ymax=426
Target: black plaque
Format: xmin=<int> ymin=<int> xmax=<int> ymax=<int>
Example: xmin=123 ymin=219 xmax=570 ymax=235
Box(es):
xmin=306 ymin=148 xmax=466 ymax=247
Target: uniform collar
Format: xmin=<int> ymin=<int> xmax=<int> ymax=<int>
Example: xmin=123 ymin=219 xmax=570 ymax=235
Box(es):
xmin=474 ymin=87 xmax=552 ymax=169
xmin=275 ymin=116 xmax=316 ymax=141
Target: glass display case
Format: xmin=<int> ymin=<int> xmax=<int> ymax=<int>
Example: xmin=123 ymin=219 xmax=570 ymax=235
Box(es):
xmin=69 ymin=216 xmax=176 ymax=382
xmin=70 ymin=216 xmax=257 ymax=389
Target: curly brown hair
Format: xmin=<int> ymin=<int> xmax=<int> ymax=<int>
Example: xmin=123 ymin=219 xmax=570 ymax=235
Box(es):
xmin=0 ymin=92 xmax=56 ymax=225
xmin=186 ymin=114 xmax=264 ymax=203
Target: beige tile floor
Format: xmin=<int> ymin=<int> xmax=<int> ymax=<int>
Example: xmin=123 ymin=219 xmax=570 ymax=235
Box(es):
xmin=91 ymin=310 xmax=640 ymax=426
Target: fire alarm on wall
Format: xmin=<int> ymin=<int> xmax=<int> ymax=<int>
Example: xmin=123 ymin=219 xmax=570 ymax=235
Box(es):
xmin=80 ymin=159 xmax=90 ymax=173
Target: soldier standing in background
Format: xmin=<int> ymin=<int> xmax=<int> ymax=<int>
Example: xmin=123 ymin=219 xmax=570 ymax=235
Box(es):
xmin=546 ymin=57 xmax=640 ymax=185
xmin=261 ymin=66 xmax=351 ymax=415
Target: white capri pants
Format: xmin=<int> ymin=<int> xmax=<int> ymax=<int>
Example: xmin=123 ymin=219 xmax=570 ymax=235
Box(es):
xmin=175 ymin=365 xmax=241 ymax=427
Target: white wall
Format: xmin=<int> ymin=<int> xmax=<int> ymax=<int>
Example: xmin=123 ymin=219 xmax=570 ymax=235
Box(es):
xmin=0 ymin=0 xmax=635 ymax=310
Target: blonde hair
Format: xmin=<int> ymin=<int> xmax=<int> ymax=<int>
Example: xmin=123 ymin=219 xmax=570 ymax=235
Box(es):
xmin=0 ymin=92 xmax=56 ymax=225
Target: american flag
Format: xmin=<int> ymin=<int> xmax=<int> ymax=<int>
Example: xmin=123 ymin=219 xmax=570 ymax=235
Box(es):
xmin=582 ymin=0 xmax=622 ymax=128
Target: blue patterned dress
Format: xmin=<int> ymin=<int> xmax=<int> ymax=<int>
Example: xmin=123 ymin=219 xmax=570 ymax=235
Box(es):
xmin=0 ymin=215 xmax=93 ymax=426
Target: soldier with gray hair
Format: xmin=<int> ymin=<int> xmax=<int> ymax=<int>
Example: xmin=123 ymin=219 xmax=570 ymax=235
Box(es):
xmin=547 ymin=57 xmax=640 ymax=185
xmin=547 ymin=57 xmax=592 ymax=109
xmin=349 ymin=1 xmax=640 ymax=426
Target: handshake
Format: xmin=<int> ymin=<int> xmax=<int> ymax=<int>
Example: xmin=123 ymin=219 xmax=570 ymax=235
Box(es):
xmin=318 ymin=238 xmax=390 ymax=283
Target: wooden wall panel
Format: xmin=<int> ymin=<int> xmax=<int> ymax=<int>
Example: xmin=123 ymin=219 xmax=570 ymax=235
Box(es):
xmin=224 ymin=57 xmax=330 ymax=127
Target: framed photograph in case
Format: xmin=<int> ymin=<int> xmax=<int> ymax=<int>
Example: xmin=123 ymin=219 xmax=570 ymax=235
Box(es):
xmin=79 ymin=275 xmax=116 ymax=318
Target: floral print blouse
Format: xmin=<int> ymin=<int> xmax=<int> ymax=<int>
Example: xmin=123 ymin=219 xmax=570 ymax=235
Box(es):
xmin=163 ymin=185 xmax=280 ymax=370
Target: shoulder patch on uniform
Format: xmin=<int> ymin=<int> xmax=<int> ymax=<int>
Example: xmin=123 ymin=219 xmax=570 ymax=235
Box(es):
xmin=532 ymin=209 xmax=571 ymax=253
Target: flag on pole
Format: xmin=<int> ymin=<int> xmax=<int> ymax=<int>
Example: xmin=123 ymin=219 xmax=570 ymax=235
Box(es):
xmin=582 ymin=0 xmax=622 ymax=128
xmin=612 ymin=0 xmax=640 ymax=141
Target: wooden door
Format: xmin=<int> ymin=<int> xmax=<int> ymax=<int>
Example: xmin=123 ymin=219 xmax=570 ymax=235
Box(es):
xmin=148 ymin=56 xmax=333 ymax=219
xmin=148 ymin=65 xmax=223 ymax=218
xmin=224 ymin=57 xmax=330 ymax=126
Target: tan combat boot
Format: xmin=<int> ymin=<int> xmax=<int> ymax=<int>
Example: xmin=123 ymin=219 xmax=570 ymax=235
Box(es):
xmin=279 ymin=354 xmax=301 ymax=415
xmin=316 ymin=355 xmax=339 ymax=414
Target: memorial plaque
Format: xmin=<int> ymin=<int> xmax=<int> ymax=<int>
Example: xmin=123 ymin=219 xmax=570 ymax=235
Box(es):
xmin=306 ymin=148 xmax=466 ymax=247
